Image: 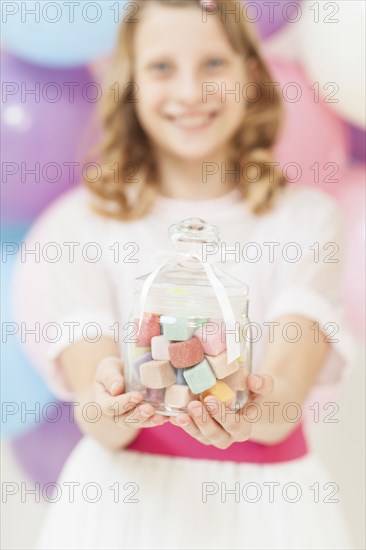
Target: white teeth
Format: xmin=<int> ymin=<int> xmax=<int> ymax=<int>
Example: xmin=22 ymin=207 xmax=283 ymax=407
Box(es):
xmin=174 ymin=115 xmax=212 ymax=128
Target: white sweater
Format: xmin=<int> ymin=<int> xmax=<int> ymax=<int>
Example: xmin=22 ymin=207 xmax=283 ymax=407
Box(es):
xmin=13 ymin=183 xmax=355 ymax=415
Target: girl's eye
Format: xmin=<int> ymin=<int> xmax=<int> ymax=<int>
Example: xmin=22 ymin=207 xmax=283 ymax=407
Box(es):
xmin=152 ymin=62 xmax=171 ymax=72
xmin=207 ymin=59 xmax=224 ymax=68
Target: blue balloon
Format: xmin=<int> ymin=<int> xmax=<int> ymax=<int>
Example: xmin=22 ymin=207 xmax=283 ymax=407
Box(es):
xmin=1 ymin=224 xmax=55 ymax=438
xmin=1 ymin=1 xmax=128 ymax=67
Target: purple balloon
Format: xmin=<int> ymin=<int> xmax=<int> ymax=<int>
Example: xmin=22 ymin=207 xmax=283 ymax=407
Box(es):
xmin=1 ymin=51 xmax=98 ymax=223
xmin=348 ymin=124 xmax=366 ymax=164
xmin=251 ymin=0 xmax=303 ymax=40
xmin=11 ymin=402 xmax=82 ymax=484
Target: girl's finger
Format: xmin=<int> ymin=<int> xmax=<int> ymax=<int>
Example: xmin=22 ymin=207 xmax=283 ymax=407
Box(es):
xmin=170 ymin=415 xmax=211 ymax=445
xmin=187 ymin=401 xmax=232 ymax=448
xmin=95 ymin=356 xmax=125 ymax=395
xmin=120 ymin=402 xmax=170 ymax=428
xmin=246 ymin=373 xmax=274 ymax=396
xmin=99 ymin=388 xmax=144 ymax=418
xmin=147 ymin=414 xmax=171 ymax=427
xmin=203 ymin=397 xmax=251 ymax=442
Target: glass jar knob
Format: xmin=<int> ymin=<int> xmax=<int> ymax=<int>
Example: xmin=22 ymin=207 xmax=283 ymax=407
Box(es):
xmin=168 ymin=218 xmax=220 ymax=257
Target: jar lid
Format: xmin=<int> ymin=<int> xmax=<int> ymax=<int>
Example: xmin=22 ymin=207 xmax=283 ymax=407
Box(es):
xmin=168 ymin=218 xmax=220 ymax=254
xmin=135 ymin=216 xmax=248 ymax=303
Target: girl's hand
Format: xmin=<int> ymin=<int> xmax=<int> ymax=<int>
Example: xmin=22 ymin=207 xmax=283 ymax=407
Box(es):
xmin=94 ymin=357 xmax=170 ymax=429
xmin=169 ymin=373 xmax=274 ymax=449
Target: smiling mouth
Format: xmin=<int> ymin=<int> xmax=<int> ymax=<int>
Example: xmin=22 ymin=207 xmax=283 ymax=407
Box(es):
xmin=166 ymin=111 xmax=218 ymax=130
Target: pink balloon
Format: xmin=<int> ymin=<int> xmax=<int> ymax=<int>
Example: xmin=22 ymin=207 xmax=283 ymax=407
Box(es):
xmin=268 ymin=58 xmax=349 ymax=195
xmin=337 ymin=165 xmax=365 ymax=340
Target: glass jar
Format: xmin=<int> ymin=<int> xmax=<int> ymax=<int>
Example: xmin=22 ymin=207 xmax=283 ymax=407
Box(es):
xmin=123 ymin=217 xmax=252 ymax=416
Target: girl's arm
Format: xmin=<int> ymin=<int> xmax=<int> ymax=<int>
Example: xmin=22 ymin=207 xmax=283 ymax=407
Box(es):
xmin=58 ymin=337 xmax=169 ymax=451
xmin=248 ymin=313 xmax=330 ymax=444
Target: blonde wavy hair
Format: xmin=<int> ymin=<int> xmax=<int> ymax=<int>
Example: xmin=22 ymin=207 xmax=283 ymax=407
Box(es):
xmin=83 ymin=0 xmax=287 ymax=220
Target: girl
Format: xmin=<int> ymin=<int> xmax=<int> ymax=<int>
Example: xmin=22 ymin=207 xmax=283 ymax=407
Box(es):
xmin=16 ymin=1 xmax=355 ymax=548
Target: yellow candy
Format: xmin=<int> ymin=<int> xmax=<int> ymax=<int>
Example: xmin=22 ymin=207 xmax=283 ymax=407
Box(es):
xmin=167 ymin=286 xmax=190 ymax=296
xmin=201 ymin=380 xmax=235 ymax=404
xmin=132 ymin=346 xmax=151 ymax=358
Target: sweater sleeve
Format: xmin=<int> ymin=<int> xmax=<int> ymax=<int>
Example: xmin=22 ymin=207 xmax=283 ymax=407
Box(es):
xmin=12 ymin=187 xmax=118 ymax=401
xmin=263 ymin=189 xmax=356 ymax=417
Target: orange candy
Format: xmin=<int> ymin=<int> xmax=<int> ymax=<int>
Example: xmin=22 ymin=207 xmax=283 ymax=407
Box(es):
xmin=200 ymin=380 xmax=235 ymax=404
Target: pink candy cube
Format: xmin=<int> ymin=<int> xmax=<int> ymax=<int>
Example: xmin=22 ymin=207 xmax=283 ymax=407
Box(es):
xmin=151 ymin=335 xmax=170 ymax=360
xmin=206 ymin=351 xmax=239 ymax=379
xmin=133 ymin=313 xmax=160 ymax=347
xmin=165 ymin=385 xmax=194 ymax=408
xmin=194 ymin=321 xmax=226 ymax=356
xmin=145 ymin=387 xmax=165 ymax=404
xmin=139 ymin=360 xmax=176 ymax=389
xmin=222 ymin=367 xmax=248 ymax=391
xmin=168 ymin=337 xmax=205 ymax=369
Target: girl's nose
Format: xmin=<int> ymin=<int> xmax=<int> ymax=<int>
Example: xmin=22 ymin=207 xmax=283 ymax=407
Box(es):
xmin=174 ymin=70 xmax=204 ymax=106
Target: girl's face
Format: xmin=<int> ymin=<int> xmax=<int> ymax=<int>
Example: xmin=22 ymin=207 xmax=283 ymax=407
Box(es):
xmin=133 ymin=4 xmax=248 ymax=162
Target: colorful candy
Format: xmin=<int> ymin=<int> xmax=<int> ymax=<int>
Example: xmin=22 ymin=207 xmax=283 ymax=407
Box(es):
xmin=145 ymin=388 xmax=165 ymax=403
xmin=222 ymin=367 xmax=248 ymax=391
xmin=139 ymin=360 xmax=176 ymax=389
xmin=168 ymin=336 xmax=205 ymax=369
xmin=182 ymin=358 xmax=216 ymax=394
xmin=132 ymin=346 xmax=151 ymax=358
xmin=160 ymin=315 xmax=195 ymax=341
xmin=129 ymin=312 xmax=249 ymax=413
xmin=165 ymin=385 xmax=194 ymax=408
xmin=132 ymin=351 xmax=152 ymax=381
xmin=133 ymin=313 xmax=160 ymax=347
xmin=205 ymin=351 xmax=239 ymax=379
xmin=194 ymin=316 xmax=209 ymax=328
xmin=151 ymin=335 xmax=170 ymax=360
xmin=194 ymin=321 xmax=227 ymax=356
xmin=201 ymin=380 xmax=235 ymax=404
xmin=176 ymin=368 xmax=188 ymax=385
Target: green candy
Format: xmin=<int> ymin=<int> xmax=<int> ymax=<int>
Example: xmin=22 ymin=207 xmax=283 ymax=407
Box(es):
xmin=194 ymin=317 xmax=209 ymax=328
xmin=160 ymin=315 xmax=195 ymax=341
xmin=183 ymin=359 xmax=216 ymax=394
